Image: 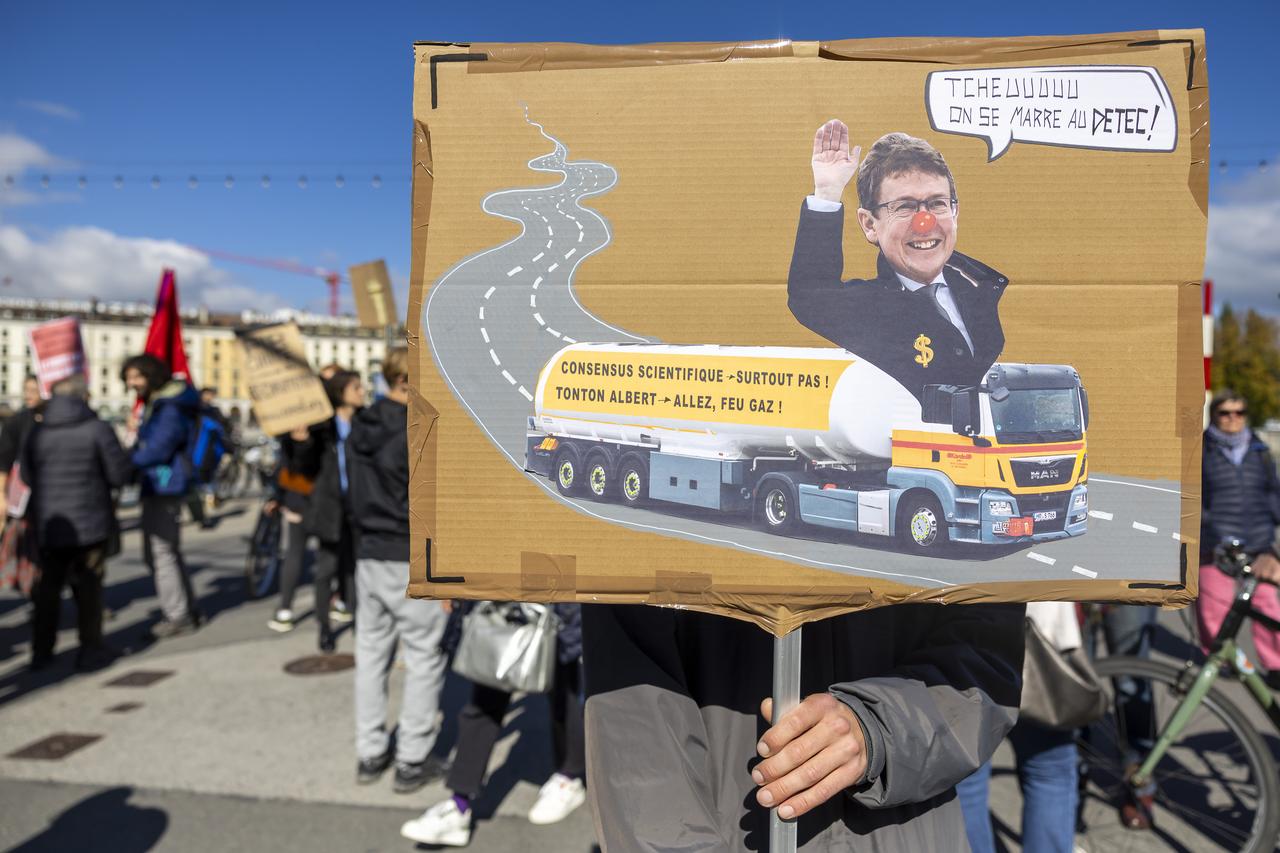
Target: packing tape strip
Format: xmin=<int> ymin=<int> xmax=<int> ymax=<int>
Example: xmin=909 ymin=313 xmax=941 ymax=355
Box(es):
xmin=520 ymin=551 xmax=578 ymax=595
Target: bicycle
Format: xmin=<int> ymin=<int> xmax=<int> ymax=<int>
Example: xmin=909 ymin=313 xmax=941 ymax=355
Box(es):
xmin=1075 ymin=541 xmax=1280 ymax=852
xmin=244 ymin=497 xmax=283 ymax=600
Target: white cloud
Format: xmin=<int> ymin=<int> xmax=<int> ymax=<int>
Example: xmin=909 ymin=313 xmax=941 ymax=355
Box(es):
xmin=0 ymin=133 xmax=76 ymax=207
xmin=17 ymin=100 xmax=80 ymax=121
xmin=1205 ymin=161 xmax=1280 ymax=314
xmin=0 ymin=224 xmax=288 ymax=313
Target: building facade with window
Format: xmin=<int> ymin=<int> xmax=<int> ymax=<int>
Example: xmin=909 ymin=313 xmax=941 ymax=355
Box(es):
xmin=0 ymin=298 xmax=396 ymax=420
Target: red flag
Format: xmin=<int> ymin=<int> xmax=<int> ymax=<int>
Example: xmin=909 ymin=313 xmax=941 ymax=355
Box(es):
xmin=144 ymin=268 xmax=191 ymax=380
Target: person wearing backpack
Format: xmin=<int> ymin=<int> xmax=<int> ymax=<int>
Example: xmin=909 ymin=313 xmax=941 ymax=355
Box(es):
xmin=122 ymin=353 xmax=202 ymax=639
xmin=185 ymin=388 xmax=230 ymax=528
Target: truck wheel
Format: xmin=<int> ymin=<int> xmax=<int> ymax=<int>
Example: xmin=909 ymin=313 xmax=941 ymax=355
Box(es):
xmin=552 ymin=445 xmax=584 ymax=497
xmin=617 ymin=453 xmax=649 ymax=506
xmin=756 ymin=479 xmax=799 ymax=535
xmin=584 ymin=449 xmax=616 ymax=501
xmin=897 ymin=493 xmax=948 ymax=553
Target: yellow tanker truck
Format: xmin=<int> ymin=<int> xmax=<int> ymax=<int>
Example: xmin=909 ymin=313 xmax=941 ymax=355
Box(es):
xmin=523 ymin=343 xmax=1088 ymax=553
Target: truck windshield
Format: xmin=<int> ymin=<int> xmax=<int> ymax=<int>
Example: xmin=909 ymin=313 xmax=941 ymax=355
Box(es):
xmin=990 ymin=388 xmax=1083 ymax=444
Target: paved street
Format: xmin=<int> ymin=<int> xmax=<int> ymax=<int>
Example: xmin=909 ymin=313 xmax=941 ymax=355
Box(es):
xmin=0 ymin=497 xmax=1274 ymax=852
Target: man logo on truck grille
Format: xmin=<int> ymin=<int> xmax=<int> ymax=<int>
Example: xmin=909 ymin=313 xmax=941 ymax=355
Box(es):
xmin=913 ymin=334 xmax=934 ymax=368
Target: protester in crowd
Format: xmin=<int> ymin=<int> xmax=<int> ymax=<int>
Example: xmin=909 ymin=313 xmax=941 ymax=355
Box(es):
xmin=122 ymin=353 xmax=202 ymax=638
xmin=266 ymin=425 xmax=319 ymax=633
xmin=1199 ymin=389 xmax=1280 ymax=682
xmin=401 ymin=602 xmax=587 ymax=846
xmin=23 ymin=375 xmax=132 ymax=671
xmin=185 ymin=387 xmax=231 ymax=527
xmin=297 ymin=369 xmax=363 ymax=651
xmin=0 ymin=375 xmax=43 ymax=596
xmin=958 ymin=602 xmax=1080 ymax=853
xmin=582 ymin=603 xmax=1024 ymax=849
xmin=348 ymin=348 xmax=449 ymax=793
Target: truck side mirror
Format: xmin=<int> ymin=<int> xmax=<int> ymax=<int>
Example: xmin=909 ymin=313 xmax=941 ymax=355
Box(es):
xmin=1081 ymin=388 xmax=1090 ymax=430
xmin=951 ymin=392 xmax=976 ymax=437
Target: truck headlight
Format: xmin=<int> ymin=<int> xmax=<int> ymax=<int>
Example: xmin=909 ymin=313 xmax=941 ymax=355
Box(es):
xmin=1072 ymin=492 xmax=1088 ymax=511
xmin=988 ymin=500 xmax=1014 ymax=517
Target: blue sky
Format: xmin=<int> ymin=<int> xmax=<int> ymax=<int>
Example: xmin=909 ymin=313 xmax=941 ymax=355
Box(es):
xmin=2 ymin=1 xmax=1276 ymax=315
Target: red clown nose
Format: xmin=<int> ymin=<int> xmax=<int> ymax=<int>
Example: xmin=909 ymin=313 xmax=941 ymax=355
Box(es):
xmin=911 ymin=210 xmax=936 ymax=233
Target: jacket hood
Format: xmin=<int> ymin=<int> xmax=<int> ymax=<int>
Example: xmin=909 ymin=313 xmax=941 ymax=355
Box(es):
xmin=148 ymin=380 xmax=199 ymax=413
xmin=40 ymin=394 xmax=96 ymax=427
xmin=350 ymin=397 xmax=405 ymax=455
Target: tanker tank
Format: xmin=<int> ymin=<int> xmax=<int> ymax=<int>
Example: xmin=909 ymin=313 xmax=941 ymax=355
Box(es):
xmin=532 ymin=343 xmax=930 ymax=463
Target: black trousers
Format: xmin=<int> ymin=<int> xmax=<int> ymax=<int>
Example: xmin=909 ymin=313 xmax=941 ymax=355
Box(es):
xmin=312 ymin=516 xmax=355 ymax=634
xmin=277 ymin=516 xmax=308 ymax=612
xmin=446 ymin=657 xmax=585 ymax=799
xmin=32 ymin=544 xmax=106 ymax=662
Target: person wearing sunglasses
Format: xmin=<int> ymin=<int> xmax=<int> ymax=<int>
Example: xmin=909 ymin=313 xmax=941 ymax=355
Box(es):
xmin=788 ymin=120 xmax=1007 ymax=402
xmin=1199 ymin=390 xmax=1280 ymax=687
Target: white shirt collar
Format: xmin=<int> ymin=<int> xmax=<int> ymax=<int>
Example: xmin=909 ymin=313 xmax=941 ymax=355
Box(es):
xmin=895 ymin=270 xmax=947 ymax=292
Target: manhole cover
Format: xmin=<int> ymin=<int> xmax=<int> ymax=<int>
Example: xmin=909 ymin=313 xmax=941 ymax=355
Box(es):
xmin=106 ymin=702 xmax=143 ymax=714
xmin=105 ymin=670 xmax=174 ymax=688
xmin=284 ymin=653 xmax=354 ymax=675
xmin=8 ymin=733 xmax=101 ymax=760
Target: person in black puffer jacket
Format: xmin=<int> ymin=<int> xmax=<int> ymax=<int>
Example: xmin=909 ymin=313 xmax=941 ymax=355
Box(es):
xmin=1198 ymin=389 xmax=1280 ymax=686
xmin=23 ymin=375 xmax=133 ymax=671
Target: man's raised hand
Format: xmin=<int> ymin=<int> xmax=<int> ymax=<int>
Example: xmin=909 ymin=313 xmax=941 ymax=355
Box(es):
xmin=812 ymin=119 xmax=861 ymax=204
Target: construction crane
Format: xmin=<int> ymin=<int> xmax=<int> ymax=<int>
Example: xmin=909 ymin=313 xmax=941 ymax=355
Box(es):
xmin=196 ymin=247 xmax=345 ymax=316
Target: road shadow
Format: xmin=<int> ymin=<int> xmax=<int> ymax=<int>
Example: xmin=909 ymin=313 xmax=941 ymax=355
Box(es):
xmin=9 ymin=786 xmax=167 ymax=852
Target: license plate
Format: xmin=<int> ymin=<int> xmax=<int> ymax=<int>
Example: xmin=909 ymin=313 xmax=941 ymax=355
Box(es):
xmin=1033 ymin=511 xmax=1057 ymax=522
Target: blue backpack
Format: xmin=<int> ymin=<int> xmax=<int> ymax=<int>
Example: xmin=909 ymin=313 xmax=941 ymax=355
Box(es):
xmin=188 ymin=410 xmax=228 ymax=484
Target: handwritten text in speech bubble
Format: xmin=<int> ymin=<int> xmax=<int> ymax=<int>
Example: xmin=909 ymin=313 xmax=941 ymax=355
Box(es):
xmin=925 ymin=66 xmax=1176 ymax=161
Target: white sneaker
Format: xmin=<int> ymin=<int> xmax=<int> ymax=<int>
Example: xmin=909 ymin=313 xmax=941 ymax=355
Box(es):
xmin=400 ymin=798 xmax=472 ymax=846
xmin=329 ymin=600 xmax=354 ymax=624
xmin=528 ymin=773 xmax=586 ymax=825
xmin=267 ymin=609 xmax=295 ymax=633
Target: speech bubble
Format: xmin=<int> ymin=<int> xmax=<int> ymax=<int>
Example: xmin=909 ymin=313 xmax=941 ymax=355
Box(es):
xmin=925 ymin=65 xmax=1176 ymax=161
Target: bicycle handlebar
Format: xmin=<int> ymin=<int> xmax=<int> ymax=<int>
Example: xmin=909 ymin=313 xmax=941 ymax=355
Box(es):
xmin=1214 ymin=539 xmax=1280 ymax=587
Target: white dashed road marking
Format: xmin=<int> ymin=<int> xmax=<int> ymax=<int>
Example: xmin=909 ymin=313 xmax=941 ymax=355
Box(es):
xmin=533 ymin=252 xmax=545 ymax=262
xmin=563 ymin=336 xmax=577 ymax=343
xmin=507 ymin=266 xmax=523 ymax=277
xmin=578 ymin=232 xmax=584 ymax=243
xmin=1073 ymin=566 xmax=1098 ymax=579
xmin=1027 ymin=552 xmax=1057 ymax=566
xmin=565 ymin=249 xmax=576 ymax=259
xmin=548 ymin=263 xmax=559 ymax=272
xmin=478 ymin=306 xmax=485 ymax=320
xmin=1171 ymin=532 xmax=1181 ymax=541
xmin=484 ymin=286 xmax=495 ymax=299
xmin=546 ymin=240 xmax=552 ymax=249
xmin=519 ymin=386 xmax=533 ymax=402
xmin=501 ymin=370 xmax=517 ymax=386
xmin=481 ymin=328 xmax=490 ymax=343
xmin=547 ymin=328 xmax=562 ymax=338
xmin=534 ymin=313 xmax=545 ymax=326
xmin=488 ymin=349 xmax=501 ymax=366
xmin=1132 ymin=522 xmax=1158 ymax=534
xmin=530 ymin=294 xmax=537 ymax=307
xmin=533 ymin=276 xmax=543 ymax=289
xmin=1088 ymin=510 xmax=1113 ymax=521
xmin=548 ymin=227 xmax=554 ymax=236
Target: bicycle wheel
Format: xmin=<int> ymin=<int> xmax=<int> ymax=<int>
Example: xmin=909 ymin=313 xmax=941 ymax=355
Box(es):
xmin=1076 ymin=655 xmax=1280 ymax=853
xmin=243 ymin=508 xmax=282 ymax=600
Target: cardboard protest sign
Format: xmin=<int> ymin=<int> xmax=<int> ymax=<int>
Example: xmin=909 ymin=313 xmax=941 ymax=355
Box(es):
xmin=236 ymin=323 xmax=333 ymax=436
xmin=349 ymin=259 xmax=400 ymax=329
xmin=28 ymin=316 xmax=89 ymax=398
xmin=409 ymin=32 xmax=1208 ymax=633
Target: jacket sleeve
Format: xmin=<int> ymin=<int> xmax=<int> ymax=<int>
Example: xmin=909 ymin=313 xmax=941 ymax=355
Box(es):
xmin=831 ymin=602 xmax=1025 ymax=809
xmin=96 ymin=422 xmax=135 ymax=488
xmin=786 ymin=201 xmax=879 ymax=352
xmin=131 ymin=404 xmax=188 ymax=469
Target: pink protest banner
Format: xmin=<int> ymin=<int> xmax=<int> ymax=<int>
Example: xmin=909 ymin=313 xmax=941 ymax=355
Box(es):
xmin=28 ymin=316 xmax=89 ymax=398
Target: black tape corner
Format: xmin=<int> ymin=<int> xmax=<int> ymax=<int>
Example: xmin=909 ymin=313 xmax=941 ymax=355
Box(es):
xmin=1127 ymin=38 xmax=1197 ymax=91
xmin=424 ymin=538 xmax=465 ymax=583
xmin=430 ymin=52 xmax=489 ymax=109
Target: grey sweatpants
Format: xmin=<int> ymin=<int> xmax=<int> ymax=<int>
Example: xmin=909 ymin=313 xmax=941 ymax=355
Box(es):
xmin=354 ymin=558 xmax=448 ymax=764
xmin=141 ymin=495 xmax=195 ymax=622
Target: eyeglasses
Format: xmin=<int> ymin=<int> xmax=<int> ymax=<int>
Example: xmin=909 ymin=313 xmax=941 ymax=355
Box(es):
xmin=1216 ymin=408 xmax=1247 ymax=418
xmin=870 ymin=196 xmax=957 ymax=221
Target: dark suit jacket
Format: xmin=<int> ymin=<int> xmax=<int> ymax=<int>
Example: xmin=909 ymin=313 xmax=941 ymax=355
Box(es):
xmin=787 ymin=201 xmax=1008 ymax=400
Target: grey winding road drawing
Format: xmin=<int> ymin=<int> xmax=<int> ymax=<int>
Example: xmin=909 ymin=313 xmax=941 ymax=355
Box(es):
xmin=423 ymin=109 xmax=1183 ymax=588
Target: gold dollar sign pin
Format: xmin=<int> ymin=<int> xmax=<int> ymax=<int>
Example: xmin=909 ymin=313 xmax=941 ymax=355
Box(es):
xmin=913 ymin=333 xmax=933 ymax=367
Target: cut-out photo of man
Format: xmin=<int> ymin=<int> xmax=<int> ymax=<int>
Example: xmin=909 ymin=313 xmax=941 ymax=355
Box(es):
xmin=788 ymin=119 xmax=1007 ymax=402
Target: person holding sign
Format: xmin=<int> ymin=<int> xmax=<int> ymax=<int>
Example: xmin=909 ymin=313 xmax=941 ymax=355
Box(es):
xmin=788 ymin=120 xmax=1008 ymax=402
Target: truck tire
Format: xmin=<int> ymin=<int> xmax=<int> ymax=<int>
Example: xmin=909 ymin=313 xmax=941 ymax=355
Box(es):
xmin=756 ymin=477 xmax=799 ymax=535
xmin=617 ymin=453 xmax=650 ymax=506
xmin=897 ymin=492 xmax=948 ymax=553
xmin=584 ymin=449 xmax=616 ymax=501
xmin=552 ymin=444 xmax=585 ymax=497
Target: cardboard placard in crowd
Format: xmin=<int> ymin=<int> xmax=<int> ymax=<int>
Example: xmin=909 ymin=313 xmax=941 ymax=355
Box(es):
xmin=28 ymin=316 xmax=89 ymax=399
xmin=236 ymin=322 xmax=333 ymax=436
xmin=349 ymin=259 xmax=400 ymax=329
xmin=407 ymin=31 xmax=1208 ymax=633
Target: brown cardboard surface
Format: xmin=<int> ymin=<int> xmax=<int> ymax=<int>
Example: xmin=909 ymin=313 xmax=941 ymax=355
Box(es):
xmin=348 ymin=259 xmax=399 ymax=329
xmin=237 ymin=323 xmax=333 ymax=436
xmin=409 ymin=33 xmax=1207 ymax=634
